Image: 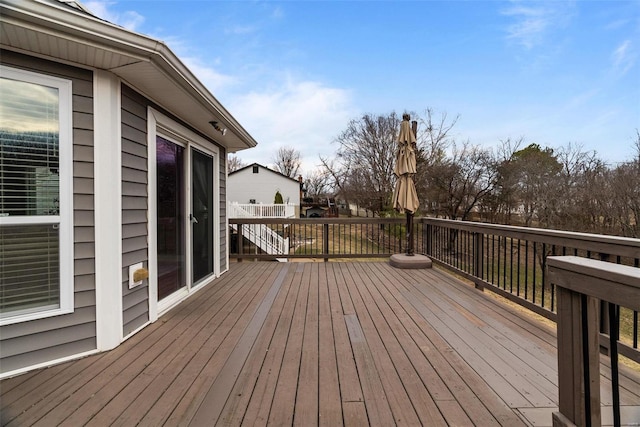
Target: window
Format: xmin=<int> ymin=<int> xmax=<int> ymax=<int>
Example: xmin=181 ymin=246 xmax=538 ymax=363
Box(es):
xmin=252 ymin=165 xmax=259 ymax=173
xmin=0 ymin=65 xmax=74 ymax=324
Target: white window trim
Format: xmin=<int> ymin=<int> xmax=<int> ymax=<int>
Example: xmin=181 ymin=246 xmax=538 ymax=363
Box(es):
xmin=0 ymin=65 xmax=74 ymax=326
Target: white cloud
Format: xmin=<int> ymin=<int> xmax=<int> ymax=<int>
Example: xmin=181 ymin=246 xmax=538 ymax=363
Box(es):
xmin=83 ymin=1 xmax=144 ymax=31
xmin=228 ymin=78 xmax=356 ymax=174
xmin=181 ymin=57 xmax=238 ymax=94
xmin=611 ymin=39 xmax=636 ymax=76
xmin=224 ymin=25 xmax=258 ymax=35
xmin=502 ymin=1 xmax=575 ymax=50
xmin=503 ymin=5 xmax=548 ymax=49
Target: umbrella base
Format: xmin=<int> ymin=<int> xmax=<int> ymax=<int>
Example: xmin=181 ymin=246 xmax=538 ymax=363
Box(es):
xmin=389 ymin=253 xmax=432 ymax=269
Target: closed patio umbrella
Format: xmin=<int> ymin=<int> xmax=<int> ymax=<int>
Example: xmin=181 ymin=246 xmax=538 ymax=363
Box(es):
xmin=392 ymin=113 xmax=419 ymax=255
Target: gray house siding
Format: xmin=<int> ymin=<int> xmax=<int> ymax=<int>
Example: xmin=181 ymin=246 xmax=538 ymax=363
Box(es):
xmin=220 ymin=150 xmax=227 ymax=272
xmin=0 ymin=50 xmax=97 ymax=374
xmin=121 ymin=84 xmax=150 ymax=337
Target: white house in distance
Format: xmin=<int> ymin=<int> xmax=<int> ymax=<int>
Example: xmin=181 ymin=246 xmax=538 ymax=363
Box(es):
xmin=0 ymin=0 xmax=257 ymax=378
xmin=228 ymin=163 xmax=301 ymax=216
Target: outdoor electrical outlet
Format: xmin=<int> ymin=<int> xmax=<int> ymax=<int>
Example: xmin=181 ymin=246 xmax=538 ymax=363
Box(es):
xmin=129 ymin=263 xmax=148 ymax=288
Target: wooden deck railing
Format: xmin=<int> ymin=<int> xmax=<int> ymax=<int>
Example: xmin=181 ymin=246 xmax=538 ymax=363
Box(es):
xmin=230 ymin=217 xmax=423 ymax=261
xmin=548 ymin=256 xmax=640 ymax=427
xmin=229 ymin=216 xmax=640 ymax=364
xmin=419 ymin=218 xmax=640 ymax=365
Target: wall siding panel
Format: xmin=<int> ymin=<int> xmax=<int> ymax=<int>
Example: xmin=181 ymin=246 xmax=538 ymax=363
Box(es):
xmin=0 ymin=50 xmax=97 ymax=375
xmin=121 ymin=84 xmax=150 ymax=337
xmin=220 ymin=150 xmax=227 ymax=272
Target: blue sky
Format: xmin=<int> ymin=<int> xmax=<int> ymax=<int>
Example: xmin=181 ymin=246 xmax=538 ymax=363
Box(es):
xmin=86 ymin=0 xmax=640 ymax=173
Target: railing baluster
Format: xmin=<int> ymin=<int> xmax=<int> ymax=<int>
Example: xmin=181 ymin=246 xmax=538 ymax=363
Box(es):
xmin=542 ymin=243 xmax=547 ymax=309
xmin=609 ymin=302 xmax=621 ymax=427
xmin=533 ymin=242 xmax=538 ymax=305
xmin=525 ymin=240 xmax=529 ymax=300
xmin=502 ymin=235 xmax=507 ymax=290
xmin=517 ymin=238 xmax=521 ymax=297
xmin=509 ymin=237 xmax=514 ymax=293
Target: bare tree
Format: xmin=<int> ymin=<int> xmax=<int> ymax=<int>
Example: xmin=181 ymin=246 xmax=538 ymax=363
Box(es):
xmin=416 ymin=108 xmax=459 ymax=165
xmin=228 ymin=154 xmax=245 ymax=173
xmin=504 ymin=143 xmax=563 ymax=226
xmin=320 ymin=109 xmax=460 ymax=216
xmin=633 ymin=129 xmax=640 ymax=165
xmin=412 ymin=109 xmax=459 ymax=204
xmin=483 ymin=137 xmax=524 ymax=223
xmin=422 ymin=141 xmax=497 ymax=220
xmin=304 ymin=168 xmax=331 ymax=198
xmin=322 ymin=112 xmax=400 ymax=215
xmin=319 ymin=156 xmax=346 ymax=196
xmin=273 ymin=146 xmax=302 ymax=178
xmin=603 ymin=133 xmax=640 ymax=237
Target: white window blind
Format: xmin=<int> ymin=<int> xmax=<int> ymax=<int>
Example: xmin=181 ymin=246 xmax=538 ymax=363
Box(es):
xmin=0 ymin=65 xmax=73 ymax=323
xmin=0 ymin=225 xmax=60 ymax=314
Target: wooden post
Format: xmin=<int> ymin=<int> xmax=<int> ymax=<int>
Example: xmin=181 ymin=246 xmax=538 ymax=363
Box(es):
xmin=554 ymin=288 xmax=601 ymax=427
xmin=473 ymin=232 xmax=483 ymax=289
xmin=323 ymin=223 xmax=329 ymax=262
xmin=549 ymin=256 xmax=640 ymax=427
xmin=237 ymin=225 xmax=243 ymax=263
xmin=425 ymin=223 xmax=433 ymax=256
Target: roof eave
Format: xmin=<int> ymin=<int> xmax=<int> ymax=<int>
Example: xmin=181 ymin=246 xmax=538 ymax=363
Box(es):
xmin=0 ymin=0 xmax=257 ymax=152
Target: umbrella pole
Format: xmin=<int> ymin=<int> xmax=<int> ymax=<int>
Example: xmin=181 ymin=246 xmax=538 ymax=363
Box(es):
xmin=406 ymin=210 xmax=414 ymax=256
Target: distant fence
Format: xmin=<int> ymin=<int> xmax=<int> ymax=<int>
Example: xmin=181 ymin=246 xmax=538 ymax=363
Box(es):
xmin=228 ymin=202 xmax=296 ymax=218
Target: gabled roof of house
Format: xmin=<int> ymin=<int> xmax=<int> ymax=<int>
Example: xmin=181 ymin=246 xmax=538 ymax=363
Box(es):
xmin=229 ymin=163 xmax=301 ymax=184
xmin=53 ymin=0 xmax=93 ymax=14
xmin=1 ymin=0 xmax=257 ymax=152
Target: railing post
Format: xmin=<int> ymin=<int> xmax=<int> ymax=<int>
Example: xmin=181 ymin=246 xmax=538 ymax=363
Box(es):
xmin=425 ymin=223 xmax=433 ymax=256
xmin=323 ymin=223 xmax=329 ymax=262
xmin=473 ymin=232 xmax=483 ymax=289
xmin=599 ymin=253 xmax=611 ymax=356
xmin=546 ymin=256 xmax=640 ymax=427
xmin=554 ymin=287 xmax=601 ymax=427
xmin=237 ymin=223 xmax=243 ymax=263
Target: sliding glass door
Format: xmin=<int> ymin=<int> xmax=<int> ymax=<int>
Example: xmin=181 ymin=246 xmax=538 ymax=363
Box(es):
xmin=156 ymin=137 xmax=186 ymax=301
xmin=156 ymin=136 xmax=215 ymax=303
xmin=191 ymin=149 xmax=214 ymax=283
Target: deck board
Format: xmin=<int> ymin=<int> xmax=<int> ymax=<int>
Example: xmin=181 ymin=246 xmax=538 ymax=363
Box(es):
xmin=317 ymin=262 xmax=343 ymax=426
xmin=367 ymin=262 xmax=524 ymax=426
xmin=2 ymin=261 xmax=639 ymax=427
xmin=408 ymin=276 xmax=556 ymax=407
xmin=350 ymin=262 xmax=448 ymax=426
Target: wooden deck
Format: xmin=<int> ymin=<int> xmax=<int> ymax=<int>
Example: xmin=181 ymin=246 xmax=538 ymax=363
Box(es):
xmin=2 ymin=262 xmax=639 ymax=426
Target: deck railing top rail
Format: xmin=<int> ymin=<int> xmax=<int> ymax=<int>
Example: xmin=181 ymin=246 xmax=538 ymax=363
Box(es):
xmin=422 ymin=217 xmax=640 ymax=259
xmin=549 ymin=256 xmax=640 ymax=307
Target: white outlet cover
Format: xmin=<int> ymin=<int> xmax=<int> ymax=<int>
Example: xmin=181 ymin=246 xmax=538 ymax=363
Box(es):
xmin=129 ymin=262 xmax=144 ymax=289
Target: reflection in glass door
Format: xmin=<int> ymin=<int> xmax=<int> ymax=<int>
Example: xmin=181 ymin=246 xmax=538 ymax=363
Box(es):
xmin=156 ymin=137 xmax=186 ymax=300
xmin=191 ymin=149 xmax=214 ymax=283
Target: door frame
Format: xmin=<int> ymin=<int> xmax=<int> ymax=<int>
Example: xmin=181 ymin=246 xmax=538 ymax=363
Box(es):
xmin=147 ymin=108 xmax=220 ymax=321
